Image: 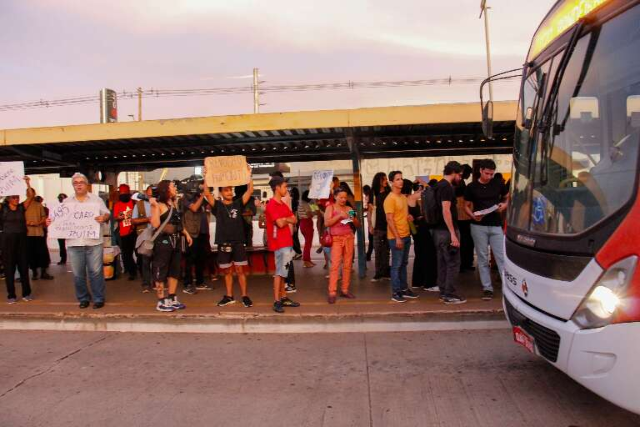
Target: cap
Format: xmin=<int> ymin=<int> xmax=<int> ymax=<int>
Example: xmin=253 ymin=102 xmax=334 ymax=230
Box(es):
xmin=268 ymin=176 xmax=286 ymax=189
xmin=118 ymin=183 xmax=130 ymax=193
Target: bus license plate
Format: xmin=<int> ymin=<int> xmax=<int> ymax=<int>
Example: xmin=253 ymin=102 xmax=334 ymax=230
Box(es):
xmin=513 ymin=326 xmax=535 ymax=354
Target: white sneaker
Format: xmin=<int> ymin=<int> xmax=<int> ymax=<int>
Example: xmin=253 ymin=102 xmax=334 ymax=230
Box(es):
xmin=423 ymin=286 xmax=440 ymax=292
xmin=156 ymin=300 xmax=176 ymax=312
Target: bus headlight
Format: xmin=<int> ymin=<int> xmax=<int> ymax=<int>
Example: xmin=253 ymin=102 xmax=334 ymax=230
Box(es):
xmin=572 ymin=256 xmax=637 ymax=329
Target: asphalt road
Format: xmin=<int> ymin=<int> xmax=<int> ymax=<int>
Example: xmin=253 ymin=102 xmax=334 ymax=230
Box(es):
xmin=1 ymin=330 xmax=638 ymax=427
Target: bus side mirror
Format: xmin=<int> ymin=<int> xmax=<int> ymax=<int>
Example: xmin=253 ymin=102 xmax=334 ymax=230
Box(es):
xmin=482 ymin=100 xmax=494 ymax=139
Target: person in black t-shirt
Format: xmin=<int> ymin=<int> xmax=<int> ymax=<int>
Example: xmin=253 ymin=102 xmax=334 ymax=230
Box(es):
xmin=368 ymin=172 xmax=391 ymax=281
xmin=212 ymin=165 xmax=254 ymax=308
xmin=464 ymin=159 xmax=509 ymax=300
xmin=433 ymin=161 xmax=466 ymax=304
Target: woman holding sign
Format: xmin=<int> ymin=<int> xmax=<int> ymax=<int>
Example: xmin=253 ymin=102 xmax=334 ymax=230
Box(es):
xmin=324 ymin=186 xmax=360 ymax=304
xmin=1 ymin=177 xmax=34 ymax=304
xmin=149 ymin=180 xmax=192 ymax=312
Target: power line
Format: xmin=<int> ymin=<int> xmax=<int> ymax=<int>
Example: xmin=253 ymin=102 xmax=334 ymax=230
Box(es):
xmin=0 ymin=75 xmax=519 ymax=113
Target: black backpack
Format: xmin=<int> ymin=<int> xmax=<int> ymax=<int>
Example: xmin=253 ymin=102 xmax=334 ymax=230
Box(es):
xmin=421 ymin=185 xmax=441 ymax=226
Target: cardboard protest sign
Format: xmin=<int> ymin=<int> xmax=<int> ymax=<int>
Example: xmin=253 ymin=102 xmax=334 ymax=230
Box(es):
xmin=204 ymin=156 xmax=250 ymax=188
xmin=47 ymin=202 xmax=101 ymax=240
xmin=308 ymin=170 xmax=334 ymax=199
xmin=0 ymin=162 xmax=27 ymax=196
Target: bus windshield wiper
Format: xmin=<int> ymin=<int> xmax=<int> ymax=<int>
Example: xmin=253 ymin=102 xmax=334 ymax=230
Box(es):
xmin=537 ymin=21 xmax=586 ymax=185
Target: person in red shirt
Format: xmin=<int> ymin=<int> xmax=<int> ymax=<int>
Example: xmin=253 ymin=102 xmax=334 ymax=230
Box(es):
xmin=265 ymin=176 xmax=301 ymax=313
xmin=113 ymin=183 xmax=137 ymax=280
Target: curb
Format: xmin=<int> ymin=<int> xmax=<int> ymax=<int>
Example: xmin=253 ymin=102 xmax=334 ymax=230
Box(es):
xmin=0 ymin=310 xmax=508 ymax=334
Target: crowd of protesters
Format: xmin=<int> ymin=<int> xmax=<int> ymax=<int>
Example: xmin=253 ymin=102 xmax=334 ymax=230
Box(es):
xmin=1 ymin=159 xmax=509 ymax=312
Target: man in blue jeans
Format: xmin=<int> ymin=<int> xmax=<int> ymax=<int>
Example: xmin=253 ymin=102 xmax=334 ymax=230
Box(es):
xmin=384 ymin=171 xmax=419 ymax=303
xmin=464 ymin=159 xmax=509 ymax=300
xmin=50 ymin=173 xmax=111 ymax=309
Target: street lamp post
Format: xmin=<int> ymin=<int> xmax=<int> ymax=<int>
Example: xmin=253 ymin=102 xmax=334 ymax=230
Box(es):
xmin=480 ymin=0 xmax=494 ymax=103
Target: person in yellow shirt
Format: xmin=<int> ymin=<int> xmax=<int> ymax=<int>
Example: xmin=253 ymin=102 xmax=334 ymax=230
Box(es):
xmin=384 ymin=171 xmax=419 ymax=303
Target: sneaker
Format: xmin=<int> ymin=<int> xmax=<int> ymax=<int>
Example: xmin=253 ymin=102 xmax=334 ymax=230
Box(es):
xmin=391 ymin=292 xmax=406 ymax=303
xmin=195 ymin=283 xmax=213 ymax=291
xmin=142 ymin=286 xmax=152 ymax=294
xmin=41 ymin=273 xmax=54 ymax=280
xmin=280 ymin=297 xmax=300 ymax=307
xmin=482 ymin=290 xmax=494 ymax=301
xmin=371 ymin=276 xmax=381 ymax=282
xmin=242 ymin=296 xmax=253 ymax=308
xmin=423 ymin=286 xmax=440 ymax=292
xmin=273 ymin=300 xmax=285 ymax=313
xmin=182 ymin=286 xmax=197 ymax=295
xmin=293 ymin=254 xmax=303 ymax=260
xmin=156 ymin=300 xmax=176 ymax=312
xmin=285 ymin=284 xmax=297 ymax=293
xmin=402 ymin=289 xmax=419 ymax=299
xmin=443 ymin=294 xmax=468 ymax=305
xmin=217 ymin=295 xmax=236 ymax=307
xmin=7 ymin=298 xmax=17 ymax=304
xmin=170 ymin=297 xmax=186 ymax=310
xmin=22 ymin=295 xmax=34 ymax=302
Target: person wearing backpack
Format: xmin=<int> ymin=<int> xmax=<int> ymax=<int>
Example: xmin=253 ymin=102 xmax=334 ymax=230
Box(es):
xmin=433 ymin=161 xmax=467 ymax=304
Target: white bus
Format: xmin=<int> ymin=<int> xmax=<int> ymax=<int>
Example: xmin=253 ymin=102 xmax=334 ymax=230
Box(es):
xmin=482 ymin=0 xmax=640 ymax=414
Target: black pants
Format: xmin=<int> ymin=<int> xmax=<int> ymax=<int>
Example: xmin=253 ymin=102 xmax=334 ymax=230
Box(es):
xmin=292 ymin=224 xmax=302 ymax=255
xmin=120 ymin=232 xmax=137 ymax=278
xmin=285 ymin=258 xmax=296 ymax=286
xmin=183 ymin=234 xmax=208 ymax=286
xmin=412 ymin=226 xmax=437 ymax=288
xmin=58 ymin=239 xmax=67 ymax=263
xmin=458 ymin=220 xmax=474 ymax=269
xmin=366 ymin=232 xmax=374 ymax=260
xmin=3 ymin=234 xmax=31 ymax=299
xmin=433 ymin=229 xmax=461 ymax=296
xmin=27 ymin=236 xmax=50 ymax=272
xmin=242 ymin=217 xmax=253 ymax=247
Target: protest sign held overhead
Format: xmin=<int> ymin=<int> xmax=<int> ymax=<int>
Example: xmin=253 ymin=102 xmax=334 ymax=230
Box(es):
xmin=308 ymin=170 xmax=334 ymax=199
xmin=204 ymin=156 xmax=250 ymax=188
xmin=0 ymin=162 xmax=27 ymax=196
xmin=47 ymin=202 xmax=101 ymax=240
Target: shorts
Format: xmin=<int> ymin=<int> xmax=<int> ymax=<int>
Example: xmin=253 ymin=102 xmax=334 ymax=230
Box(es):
xmin=274 ymin=246 xmax=294 ymax=278
xmin=152 ymin=235 xmax=181 ymax=283
xmin=217 ymin=242 xmax=248 ymax=269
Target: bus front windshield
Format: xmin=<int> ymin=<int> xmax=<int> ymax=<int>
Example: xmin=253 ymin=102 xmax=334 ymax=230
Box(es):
xmin=510 ymin=4 xmax=640 ymax=236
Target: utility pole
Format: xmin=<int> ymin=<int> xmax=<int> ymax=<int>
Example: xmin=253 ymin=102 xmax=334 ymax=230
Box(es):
xmin=480 ymin=0 xmax=494 ymax=103
xmin=137 ymin=87 xmax=143 ymax=121
xmin=253 ymin=68 xmax=260 ymax=114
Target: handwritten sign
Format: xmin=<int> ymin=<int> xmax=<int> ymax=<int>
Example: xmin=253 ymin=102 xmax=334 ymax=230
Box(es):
xmin=204 ymin=156 xmax=250 ymax=188
xmin=0 ymin=162 xmax=27 ymax=196
xmin=308 ymin=170 xmax=334 ymax=199
xmin=47 ymin=202 xmax=101 ymax=240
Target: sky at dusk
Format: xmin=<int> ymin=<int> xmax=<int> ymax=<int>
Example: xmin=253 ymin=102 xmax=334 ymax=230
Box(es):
xmin=0 ymin=0 xmax=556 ymax=129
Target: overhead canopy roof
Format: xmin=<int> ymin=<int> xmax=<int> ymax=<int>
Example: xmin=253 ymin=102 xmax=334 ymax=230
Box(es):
xmin=0 ymin=101 xmax=517 ymax=175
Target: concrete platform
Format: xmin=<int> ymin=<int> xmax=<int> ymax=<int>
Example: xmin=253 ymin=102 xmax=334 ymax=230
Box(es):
xmin=0 ymin=252 xmax=506 ymax=333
